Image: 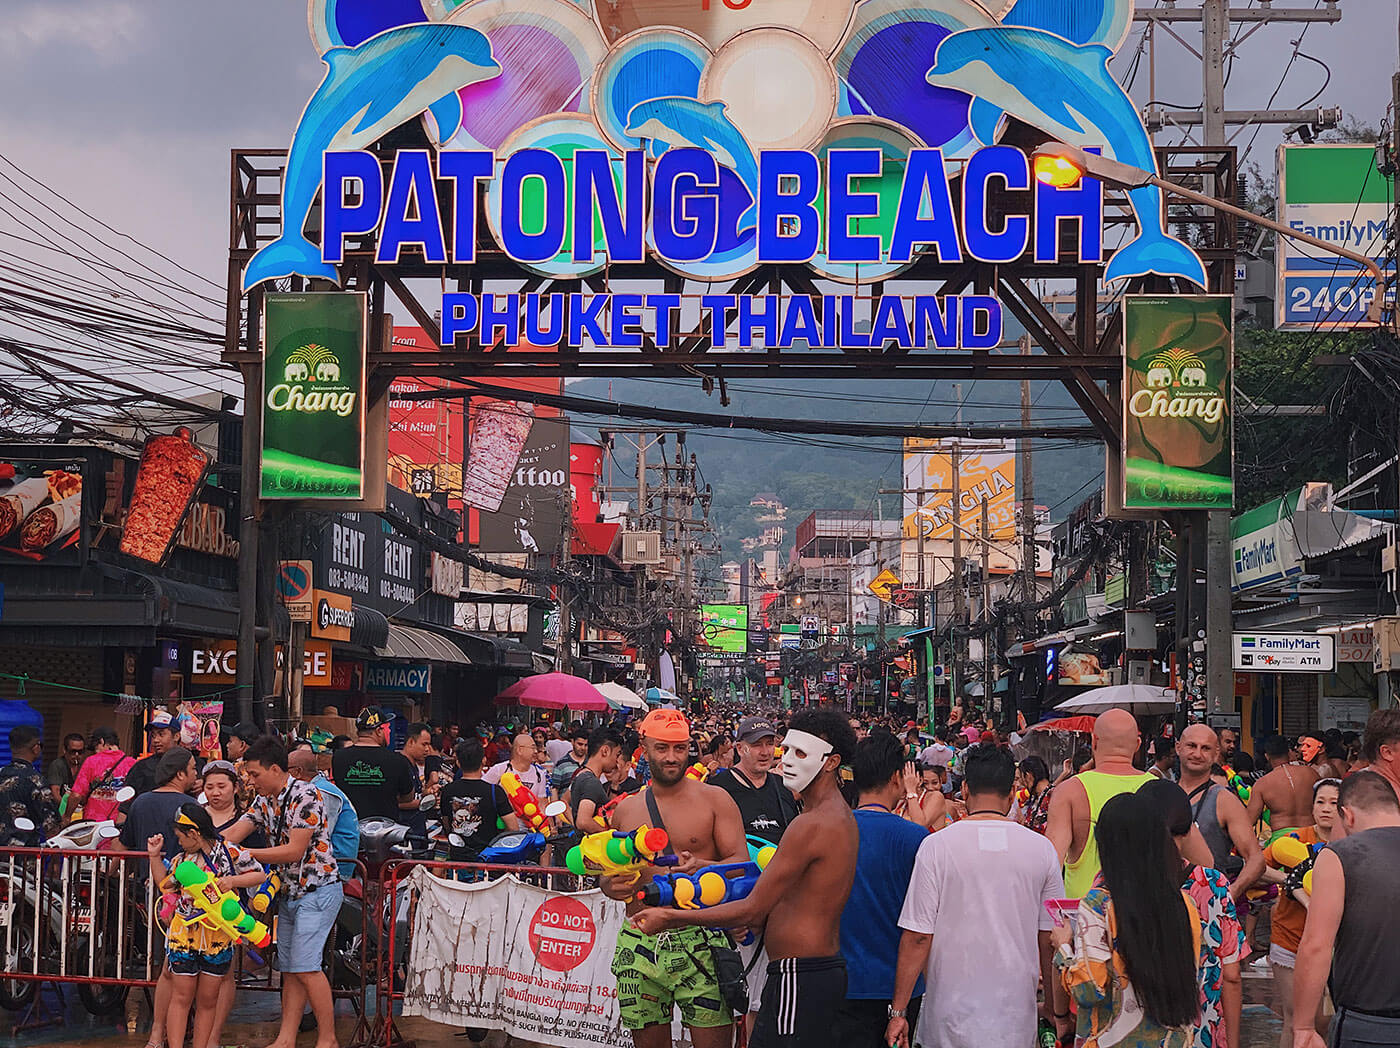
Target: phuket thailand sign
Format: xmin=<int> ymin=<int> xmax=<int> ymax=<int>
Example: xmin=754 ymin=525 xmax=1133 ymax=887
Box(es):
xmin=1122 ymin=296 xmax=1233 ymax=511
xmin=242 ymin=0 xmax=1206 ymax=350
xmin=261 ymin=293 xmax=367 ymax=499
xmin=1276 ymin=144 xmax=1394 ymax=331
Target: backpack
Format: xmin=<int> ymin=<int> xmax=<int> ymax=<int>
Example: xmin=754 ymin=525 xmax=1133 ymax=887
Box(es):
xmin=317 ymin=782 xmax=360 ymax=864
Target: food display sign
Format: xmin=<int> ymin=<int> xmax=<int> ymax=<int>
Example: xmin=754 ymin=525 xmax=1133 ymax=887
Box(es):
xmin=240 ymin=2 xmax=1210 ymax=349
xmin=119 ymin=428 xmax=212 ymax=565
xmin=261 ymin=292 xmax=367 ymax=501
xmin=1122 ymin=296 xmax=1233 ymax=510
xmin=0 ymin=458 xmax=86 ymax=565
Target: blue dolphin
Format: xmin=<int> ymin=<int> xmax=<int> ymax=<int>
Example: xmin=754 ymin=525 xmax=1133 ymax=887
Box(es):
xmin=624 ymin=98 xmax=759 ymax=230
xmin=927 ymin=27 xmax=1208 ymax=288
xmin=243 ymin=23 xmax=500 ymax=292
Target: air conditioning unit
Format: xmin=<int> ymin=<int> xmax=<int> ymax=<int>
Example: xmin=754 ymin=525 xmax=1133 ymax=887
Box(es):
xmin=1106 ymin=665 xmax=1125 ymax=685
xmin=1127 ymin=660 xmax=1152 ymax=685
xmin=621 ymin=531 xmax=661 ymax=564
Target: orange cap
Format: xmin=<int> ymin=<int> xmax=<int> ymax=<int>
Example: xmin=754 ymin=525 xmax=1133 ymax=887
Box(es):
xmin=640 ymin=708 xmax=690 ymax=742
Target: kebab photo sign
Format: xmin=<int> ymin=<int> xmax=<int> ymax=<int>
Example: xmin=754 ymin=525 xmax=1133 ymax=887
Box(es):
xmin=119 ymin=428 xmax=213 ymax=566
xmin=0 ymin=459 xmax=86 ymax=564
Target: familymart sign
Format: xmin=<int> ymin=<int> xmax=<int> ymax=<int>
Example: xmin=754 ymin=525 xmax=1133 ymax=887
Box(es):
xmin=1231 ymin=632 xmax=1334 ymax=672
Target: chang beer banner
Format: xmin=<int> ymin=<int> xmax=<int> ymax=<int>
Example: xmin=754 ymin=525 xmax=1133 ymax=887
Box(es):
xmin=1122 ymin=296 xmax=1233 ymax=511
xmin=261 ymin=292 xmax=367 ymax=500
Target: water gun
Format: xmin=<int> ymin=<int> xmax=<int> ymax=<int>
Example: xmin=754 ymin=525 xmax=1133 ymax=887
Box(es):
xmin=500 ymin=770 xmax=554 ymax=835
xmin=685 ymin=763 xmax=709 ymax=782
xmin=1015 ymin=786 xmax=1031 ymax=808
xmin=1221 ymin=765 xmax=1251 ymax=804
xmin=566 ymin=825 xmax=678 ymax=877
xmin=1267 ymin=834 xmax=1322 ymax=897
xmin=173 ymin=861 xmax=272 ymax=948
xmin=249 ymin=871 xmax=280 ymax=918
xmin=637 ymin=854 xmax=771 ymax=909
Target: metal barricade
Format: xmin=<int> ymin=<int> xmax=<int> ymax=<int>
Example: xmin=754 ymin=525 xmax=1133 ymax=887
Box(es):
xmin=370 ymin=858 xmax=578 ymax=1048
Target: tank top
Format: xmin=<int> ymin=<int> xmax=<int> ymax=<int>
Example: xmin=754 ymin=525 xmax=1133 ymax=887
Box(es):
xmin=1064 ymin=770 xmax=1156 ymax=898
xmin=1329 ymin=826 xmax=1400 ymax=1016
xmin=1190 ymin=784 xmax=1234 ymax=871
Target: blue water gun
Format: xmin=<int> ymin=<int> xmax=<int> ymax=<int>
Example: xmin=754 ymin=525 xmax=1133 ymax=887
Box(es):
xmin=636 ymin=859 xmax=766 ymax=909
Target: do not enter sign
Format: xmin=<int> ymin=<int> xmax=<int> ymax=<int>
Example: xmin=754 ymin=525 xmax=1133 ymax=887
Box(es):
xmin=527 ymin=897 xmax=596 ymax=972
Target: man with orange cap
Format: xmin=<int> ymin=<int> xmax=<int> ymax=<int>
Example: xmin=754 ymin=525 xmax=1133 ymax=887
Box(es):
xmin=601 ymin=708 xmax=749 ymax=1048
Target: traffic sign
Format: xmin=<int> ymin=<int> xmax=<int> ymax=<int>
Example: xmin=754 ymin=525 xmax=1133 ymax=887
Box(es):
xmin=278 ymin=560 xmax=313 ymax=622
xmin=868 ymin=569 xmax=900 ymax=601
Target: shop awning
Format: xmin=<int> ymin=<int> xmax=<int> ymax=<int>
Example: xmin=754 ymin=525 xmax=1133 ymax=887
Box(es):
xmin=375 ymin=623 xmax=473 ymax=665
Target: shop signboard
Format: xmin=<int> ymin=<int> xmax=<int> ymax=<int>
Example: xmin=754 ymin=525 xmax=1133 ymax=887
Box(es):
xmin=191 ymin=639 xmax=333 ymax=686
xmin=313 ymin=589 xmax=354 ymax=642
xmin=312 ymin=487 xmax=434 ymax=623
xmin=699 ymin=604 xmax=748 ymax=654
xmin=1122 ymin=296 xmax=1233 ymax=510
xmin=366 ymin=662 xmax=432 ymax=694
xmin=0 ymin=457 xmax=86 ymax=565
xmin=1334 ymin=627 xmax=1375 ymax=664
xmin=1231 ymin=632 xmax=1335 ymax=672
xmin=1230 ymin=493 xmax=1302 ymax=593
xmin=477 ymin=416 xmax=570 ymax=555
xmin=119 ymin=429 xmax=212 ymax=565
xmin=330 ymin=659 xmax=365 ymax=692
xmin=388 ymin=326 xmax=466 ymax=500
xmin=1276 ymin=145 xmax=1394 ymax=330
xmin=261 ymin=292 xmax=367 ymax=501
xmin=243 ymin=6 xmax=1212 ymax=346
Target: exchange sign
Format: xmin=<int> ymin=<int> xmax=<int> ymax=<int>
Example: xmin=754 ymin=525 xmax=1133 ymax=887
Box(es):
xmin=261 ymin=293 xmax=367 ymax=500
xmin=1122 ymin=296 xmax=1233 ymax=511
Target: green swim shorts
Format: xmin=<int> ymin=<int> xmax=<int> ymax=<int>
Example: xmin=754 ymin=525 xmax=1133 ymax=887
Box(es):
xmin=611 ymin=924 xmax=733 ymax=1031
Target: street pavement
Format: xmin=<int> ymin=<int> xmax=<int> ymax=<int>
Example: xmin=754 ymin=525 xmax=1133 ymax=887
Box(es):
xmin=0 ymin=964 xmax=1291 ymax=1047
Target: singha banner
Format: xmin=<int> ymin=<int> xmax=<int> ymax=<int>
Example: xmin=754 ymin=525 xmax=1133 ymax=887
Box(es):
xmin=1122 ymin=296 xmax=1233 ymax=511
xmin=260 ymin=293 xmax=367 ymax=500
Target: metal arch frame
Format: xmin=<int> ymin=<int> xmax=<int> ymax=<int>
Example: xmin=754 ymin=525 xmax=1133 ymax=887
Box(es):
xmin=222 ymin=145 xmax=1239 ymax=446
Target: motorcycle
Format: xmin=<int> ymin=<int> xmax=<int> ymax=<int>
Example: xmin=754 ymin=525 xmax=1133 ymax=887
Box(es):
xmin=331 ymin=819 xmax=432 ymax=996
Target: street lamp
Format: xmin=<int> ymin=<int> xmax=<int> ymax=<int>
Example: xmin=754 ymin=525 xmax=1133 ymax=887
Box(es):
xmin=1031 ymin=142 xmax=1390 ymax=328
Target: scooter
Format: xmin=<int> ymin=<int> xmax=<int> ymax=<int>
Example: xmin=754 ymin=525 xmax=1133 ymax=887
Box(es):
xmin=332 ymin=819 xmax=432 ymax=994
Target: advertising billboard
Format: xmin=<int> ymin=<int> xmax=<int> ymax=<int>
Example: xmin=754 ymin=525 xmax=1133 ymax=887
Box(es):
xmin=0 ymin=457 xmax=85 ymax=564
xmin=119 ymin=429 xmax=212 ymax=565
xmin=1122 ymin=296 xmax=1233 ymax=511
xmin=1276 ymin=145 xmax=1394 ymax=330
xmin=476 ymin=416 xmax=571 ymax=556
xmin=261 ymin=292 xmax=367 ymax=501
xmin=902 ymin=439 xmax=1015 ymax=541
xmin=388 ymin=326 xmax=466 ymax=500
xmin=700 ymin=604 xmax=749 ymax=654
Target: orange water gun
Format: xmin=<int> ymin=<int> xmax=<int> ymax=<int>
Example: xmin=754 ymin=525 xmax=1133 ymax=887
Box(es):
xmin=685 ymin=763 xmax=709 ymax=782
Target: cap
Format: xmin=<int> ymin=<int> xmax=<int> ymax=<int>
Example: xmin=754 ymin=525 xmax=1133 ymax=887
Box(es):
xmin=735 ymin=716 xmax=778 ymax=744
xmin=905 ymin=720 xmax=917 ymax=729
xmin=145 ymin=710 xmax=174 ymax=733
xmin=356 ymin=707 xmax=389 ymax=732
xmin=228 ymin=722 xmax=259 ymax=744
xmin=639 ymin=708 xmax=690 ymax=743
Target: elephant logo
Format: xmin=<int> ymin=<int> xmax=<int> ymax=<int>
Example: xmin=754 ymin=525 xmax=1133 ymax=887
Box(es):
xmin=284 ymin=343 xmax=343 ymax=385
xmin=1146 ymin=348 xmax=1210 ymax=389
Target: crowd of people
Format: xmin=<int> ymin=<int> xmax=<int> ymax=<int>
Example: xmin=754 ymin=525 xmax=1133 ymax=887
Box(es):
xmin=0 ymin=700 xmax=1398 ymax=1048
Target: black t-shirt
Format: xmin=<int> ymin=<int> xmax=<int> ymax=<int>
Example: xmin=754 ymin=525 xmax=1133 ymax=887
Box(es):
xmin=331 ymin=745 xmax=416 ymax=822
xmin=710 ymin=768 xmax=798 ymax=844
xmin=439 ymin=778 xmax=512 ymax=856
xmin=569 ymin=769 xmax=611 ymax=826
xmin=125 ymin=754 xmax=161 ymax=798
xmin=119 ymin=789 xmax=190 ymax=862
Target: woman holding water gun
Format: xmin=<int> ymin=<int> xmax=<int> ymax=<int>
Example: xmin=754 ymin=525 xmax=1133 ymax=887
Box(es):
xmin=145 ymin=804 xmax=264 ymax=1048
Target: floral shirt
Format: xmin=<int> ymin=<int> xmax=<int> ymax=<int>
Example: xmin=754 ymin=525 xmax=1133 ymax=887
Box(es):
xmin=1021 ymin=785 xmax=1053 ymax=835
xmin=243 ymin=778 xmax=338 ymax=899
xmin=1183 ymin=865 xmax=1245 ymax=1048
xmin=0 ymin=760 xmax=59 ymax=845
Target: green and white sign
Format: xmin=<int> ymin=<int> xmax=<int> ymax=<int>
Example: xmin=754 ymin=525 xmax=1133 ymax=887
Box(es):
xmin=260 ymin=292 xmax=366 ymax=500
xmin=1122 ymin=296 xmax=1233 ymax=510
xmin=1276 ymin=144 xmax=1394 ymax=330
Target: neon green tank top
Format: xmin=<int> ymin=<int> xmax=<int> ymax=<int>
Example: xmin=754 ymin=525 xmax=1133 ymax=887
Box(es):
xmin=1063 ymin=770 xmax=1157 ymax=898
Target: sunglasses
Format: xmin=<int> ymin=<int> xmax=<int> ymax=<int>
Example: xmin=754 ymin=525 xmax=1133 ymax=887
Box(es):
xmin=66 ymin=747 xmax=85 ymax=756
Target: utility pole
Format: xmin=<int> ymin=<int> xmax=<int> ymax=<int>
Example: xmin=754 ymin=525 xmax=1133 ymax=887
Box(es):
xmin=1019 ymin=334 xmax=1036 ymax=645
xmin=951 ymin=440 xmax=964 ymax=703
xmin=980 ymin=498 xmax=993 ymax=717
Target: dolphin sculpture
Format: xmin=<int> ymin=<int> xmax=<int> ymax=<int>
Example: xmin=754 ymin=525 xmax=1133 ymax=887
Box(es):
xmin=242 ymin=22 xmax=500 ymax=292
xmin=927 ymin=26 xmax=1207 ymax=288
xmin=624 ymin=97 xmax=760 ymax=230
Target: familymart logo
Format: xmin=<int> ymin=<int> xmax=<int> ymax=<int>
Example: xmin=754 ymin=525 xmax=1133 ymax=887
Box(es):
xmin=266 ymin=342 xmax=357 ymax=417
xmin=1129 ymin=347 xmax=1227 ymax=425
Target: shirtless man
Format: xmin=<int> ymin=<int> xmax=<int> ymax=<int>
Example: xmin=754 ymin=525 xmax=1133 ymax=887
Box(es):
xmin=1246 ymin=734 xmax=1320 ymax=839
xmin=631 ymin=708 xmax=860 ymax=1048
xmin=601 ymin=708 xmax=748 ymax=1048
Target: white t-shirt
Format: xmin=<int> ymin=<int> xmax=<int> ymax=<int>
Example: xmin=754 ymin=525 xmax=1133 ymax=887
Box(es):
xmin=899 ymin=818 xmax=1064 ymax=1048
xmin=917 ymin=742 xmax=955 ymax=768
xmin=545 ymin=738 xmax=574 ymax=763
xmin=482 ymin=761 xmax=549 ymax=797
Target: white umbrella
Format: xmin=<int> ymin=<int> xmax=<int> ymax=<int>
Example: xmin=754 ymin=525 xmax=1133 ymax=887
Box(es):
xmin=595 ymin=682 xmax=648 ymax=711
xmin=1053 ymin=684 xmax=1178 ymax=717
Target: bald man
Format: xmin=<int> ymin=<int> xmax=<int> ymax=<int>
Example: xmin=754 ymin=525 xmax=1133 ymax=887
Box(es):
xmin=1176 ymin=724 xmax=1263 ymax=901
xmin=1046 ymin=708 xmax=1158 ymax=899
xmin=483 ymin=732 xmax=550 ymax=797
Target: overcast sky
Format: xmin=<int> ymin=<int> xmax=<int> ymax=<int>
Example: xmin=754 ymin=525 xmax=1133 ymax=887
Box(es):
xmin=1 ymin=0 xmax=1395 ymax=298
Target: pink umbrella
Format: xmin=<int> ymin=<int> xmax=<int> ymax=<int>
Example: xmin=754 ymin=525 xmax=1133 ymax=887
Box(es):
xmin=494 ymin=672 xmax=609 ymax=711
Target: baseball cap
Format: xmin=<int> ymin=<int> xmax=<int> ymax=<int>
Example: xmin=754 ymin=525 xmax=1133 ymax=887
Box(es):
xmin=639 ymin=708 xmax=690 ymax=743
xmin=228 ymin=723 xmax=259 ymax=745
xmin=145 ymin=709 xmax=174 ymax=733
xmin=735 ymin=716 xmax=778 ymax=744
xmin=356 ymin=707 xmax=389 ymax=732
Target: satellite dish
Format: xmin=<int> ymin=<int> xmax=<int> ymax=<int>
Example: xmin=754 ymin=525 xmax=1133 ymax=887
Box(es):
xmin=97 ymin=825 xmax=121 ymax=840
xmin=13 ymin=817 xmax=34 ymax=833
xmin=543 ymin=801 xmax=567 ymax=819
xmin=115 ymin=786 xmax=136 ymax=802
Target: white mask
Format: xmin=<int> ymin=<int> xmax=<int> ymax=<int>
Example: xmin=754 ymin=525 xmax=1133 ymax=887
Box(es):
xmin=780 ymin=730 xmax=833 ymax=793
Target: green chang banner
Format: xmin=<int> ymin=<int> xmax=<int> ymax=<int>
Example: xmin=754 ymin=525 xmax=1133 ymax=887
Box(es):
xmin=261 ymin=292 xmax=367 ymax=500
xmin=1122 ymin=296 xmax=1233 ymax=510
xmin=700 ymin=604 xmax=748 ymax=654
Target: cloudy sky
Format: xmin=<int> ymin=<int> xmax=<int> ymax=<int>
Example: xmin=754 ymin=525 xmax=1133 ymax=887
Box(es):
xmin=0 ymin=0 xmax=1394 ymax=297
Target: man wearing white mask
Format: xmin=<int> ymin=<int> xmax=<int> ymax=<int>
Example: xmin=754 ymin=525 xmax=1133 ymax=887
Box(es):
xmin=631 ymin=708 xmax=859 ymax=1048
